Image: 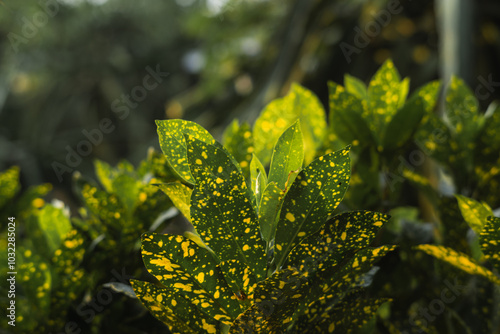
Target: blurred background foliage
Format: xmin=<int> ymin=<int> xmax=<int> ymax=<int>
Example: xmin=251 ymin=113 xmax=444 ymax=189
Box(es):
xmin=2 ymin=0 xmax=500 ymax=203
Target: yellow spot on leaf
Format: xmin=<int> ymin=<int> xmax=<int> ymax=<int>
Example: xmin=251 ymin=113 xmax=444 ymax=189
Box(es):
xmin=197 ymin=272 xmax=205 ymax=283
xmin=286 ymin=212 xmax=295 ymax=222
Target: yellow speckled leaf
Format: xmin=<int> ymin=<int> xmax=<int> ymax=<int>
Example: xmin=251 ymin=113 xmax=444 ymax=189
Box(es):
xmin=17 ymin=255 xmax=52 ymax=315
xmin=415 ymin=244 xmax=500 ymax=285
xmin=253 ymin=83 xmax=326 ymax=165
xmin=329 ymin=81 xmax=374 ymax=146
xmin=455 ymin=194 xmax=493 ymax=234
xmin=382 ymin=81 xmax=440 ymax=151
xmin=141 ymin=233 xmax=242 ymax=321
xmin=223 ymin=120 xmax=254 ymax=181
xmin=480 ymin=217 xmax=500 ymax=271
xmin=0 ymin=166 xmax=21 ymax=208
xmin=250 ymin=154 xmax=267 ymax=209
xmin=274 ymin=147 xmax=351 ymax=270
xmin=366 ymin=59 xmax=406 ymax=137
xmin=258 ymin=182 xmax=284 ymax=243
xmin=186 ymin=136 xmax=267 ymax=288
xmin=445 ymin=76 xmax=482 ymax=146
xmin=156 ymin=119 xmax=215 ymax=184
xmin=131 ymin=280 xmax=223 ymax=333
xmin=287 ymin=211 xmax=390 ymax=273
xmin=268 ymin=121 xmax=304 ymax=190
xmin=295 ymin=294 xmax=390 ymax=333
xmin=157 ymin=182 xmax=193 ymax=221
xmin=229 ymin=267 xmax=307 ymax=334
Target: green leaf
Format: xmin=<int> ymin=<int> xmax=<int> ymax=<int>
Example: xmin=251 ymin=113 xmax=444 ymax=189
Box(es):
xmin=131 ymin=280 xmax=223 ymax=333
xmin=253 ymin=83 xmax=327 ymax=166
xmin=229 ymin=267 xmax=307 ymax=334
xmin=308 ymin=245 xmax=397 ymax=303
xmin=222 ymin=120 xmax=254 ymax=181
xmin=382 ymin=81 xmax=440 ymax=151
xmin=156 ymin=119 xmax=214 ymax=184
xmin=344 ymin=74 xmax=367 ymax=99
xmin=186 ymin=136 xmax=267 ymax=288
xmin=38 ymin=204 xmax=72 ymax=254
xmin=274 ymin=147 xmax=351 ymax=270
xmin=415 ymin=245 xmax=500 ymax=285
xmin=250 ymin=154 xmax=267 ymax=208
xmin=328 ymin=82 xmax=374 ymax=146
xmin=51 ymin=229 xmax=86 ymax=277
xmin=287 ymin=211 xmax=389 ymax=272
xmin=268 ymin=121 xmax=304 ymax=190
xmin=18 ymin=256 xmax=52 ymax=313
xmin=258 ymin=182 xmax=285 ymax=243
xmin=94 ymin=160 xmax=114 ymax=193
xmin=480 ymin=217 xmax=500 ymax=271
xmin=398 ymin=77 xmax=410 ymax=108
xmin=112 ymin=174 xmax=141 ymax=213
xmin=0 ymin=166 xmax=20 ymax=209
xmin=141 ymin=233 xmax=242 ymax=320
xmin=366 ymin=59 xmax=404 ymax=136
xmin=157 ymin=182 xmax=193 ymax=221
xmin=455 ymin=194 xmax=493 ymax=234
xmin=445 ymin=77 xmax=482 ymax=142
xmin=415 ymin=111 xmax=457 ymax=166
xmin=295 ymin=294 xmax=389 ymax=333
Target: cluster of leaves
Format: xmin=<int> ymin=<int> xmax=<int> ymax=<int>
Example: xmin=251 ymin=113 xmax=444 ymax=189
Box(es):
xmin=0 ymin=151 xmax=177 ymax=333
xmin=2 ymin=59 xmax=499 ymax=333
xmin=133 ymin=59 xmax=500 ymax=333
xmin=322 ymin=60 xmax=500 ymax=333
xmin=131 ymin=114 xmax=397 ymax=333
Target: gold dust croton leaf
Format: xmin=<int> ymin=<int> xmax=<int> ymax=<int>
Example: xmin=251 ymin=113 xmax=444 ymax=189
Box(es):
xmin=141 ymin=233 xmax=241 ymax=321
xmin=273 ymin=146 xmax=351 ymax=270
xmin=480 ymin=216 xmax=500 ymax=271
xmin=258 ymin=182 xmax=284 ymax=243
xmin=186 ymin=135 xmax=267 ymax=290
xmin=253 ymin=83 xmax=327 ymax=166
xmin=229 ymin=267 xmax=307 ymax=334
xmin=156 ymin=119 xmax=215 ymax=184
xmin=455 ymin=194 xmax=493 ymax=234
xmin=0 ymin=166 xmax=21 ymax=208
xmin=328 ymin=81 xmax=374 ymax=146
xmin=382 ymin=80 xmax=440 ymax=151
xmin=130 ymin=280 xmax=223 ymax=334
xmin=286 ymin=211 xmax=390 ymax=274
xmin=157 ymin=182 xmax=193 ymax=221
xmin=267 ymin=120 xmax=304 ymax=190
xmin=222 ymin=120 xmax=254 ymax=181
xmin=415 ymin=244 xmax=500 ymax=285
xmin=366 ymin=59 xmax=408 ymax=138
xmin=300 ymin=245 xmax=397 ymax=312
xmin=294 ymin=293 xmax=390 ymax=333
